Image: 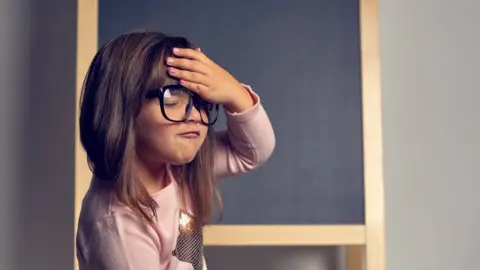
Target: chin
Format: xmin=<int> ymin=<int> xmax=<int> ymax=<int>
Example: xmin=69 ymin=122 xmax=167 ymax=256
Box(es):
xmin=169 ymin=158 xmax=195 ymax=166
xmin=168 ymin=152 xmax=198 ymax=165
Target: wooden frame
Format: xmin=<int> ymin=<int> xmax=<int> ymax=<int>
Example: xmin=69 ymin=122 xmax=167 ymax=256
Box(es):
xmin=203 ymin=225 xmax=365 ymax=246
xmin=74 ymin=1 xmax=97 ymax=270
xmin=74 ymin=0 xmax=384 ymax=269
xmin=359 ymin=0 xmax=385 ymax=269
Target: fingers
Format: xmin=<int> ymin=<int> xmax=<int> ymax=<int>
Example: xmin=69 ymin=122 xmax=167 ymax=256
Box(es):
xmin=168 ymin=67 xmax=209 ymax=85
xmin=168 ymin=47 xmax=215 ymax=101
xmin=173 ymin=47 xmax=211 ymax=64
xmin=179 ymin=80 xmax=209 ymax=96
xmin=166 ymin=57 xmax=210 ymax=75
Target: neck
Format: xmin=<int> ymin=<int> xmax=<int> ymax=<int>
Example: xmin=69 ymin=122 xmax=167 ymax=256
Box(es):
xmin=135 ymin=153 xmax=170 ymax=194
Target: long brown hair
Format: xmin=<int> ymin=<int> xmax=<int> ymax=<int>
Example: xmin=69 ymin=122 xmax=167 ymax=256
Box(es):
xmin=79 ymin=30 xmax=222 ymax=228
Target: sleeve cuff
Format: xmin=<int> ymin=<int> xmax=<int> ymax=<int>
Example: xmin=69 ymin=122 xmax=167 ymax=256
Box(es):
xmin=224 ymin=84 xmax=261 ymax=123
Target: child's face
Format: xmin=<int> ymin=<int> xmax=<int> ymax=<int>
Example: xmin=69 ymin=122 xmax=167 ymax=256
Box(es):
xmin=134 ymin=97 xmax=209 ymax=165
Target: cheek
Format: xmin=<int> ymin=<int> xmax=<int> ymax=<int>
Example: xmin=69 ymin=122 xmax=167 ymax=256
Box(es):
xmin=135 ymin=105 xmax=172 ymax=152
xmin=199 ymin=126 xmax=208 ymax=141
xmin=143 ymin=124 xmax=175 ymax=148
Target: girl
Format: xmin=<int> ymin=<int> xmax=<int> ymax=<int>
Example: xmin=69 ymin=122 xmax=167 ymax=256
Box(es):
xmin=76 ymin=31 xmax=275 ymax=270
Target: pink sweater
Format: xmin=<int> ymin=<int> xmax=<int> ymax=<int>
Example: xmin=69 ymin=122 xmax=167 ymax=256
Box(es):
xmin=76 ymin=87 xmax=275 ymax=270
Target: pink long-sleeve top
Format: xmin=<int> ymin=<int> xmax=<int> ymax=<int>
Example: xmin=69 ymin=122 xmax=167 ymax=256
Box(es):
xmin=76 ymin=86 xmax=275 ymax=270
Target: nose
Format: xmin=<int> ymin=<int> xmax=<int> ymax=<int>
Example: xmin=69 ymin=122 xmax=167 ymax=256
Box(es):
xmin=186 ymin=105 xmax=202 ymax=122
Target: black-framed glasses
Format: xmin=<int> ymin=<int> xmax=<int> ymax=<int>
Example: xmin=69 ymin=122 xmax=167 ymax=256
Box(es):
xmin=145 ymin=84 xmax=219 ymax=126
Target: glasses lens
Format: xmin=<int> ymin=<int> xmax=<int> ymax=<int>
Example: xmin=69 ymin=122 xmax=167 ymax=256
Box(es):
xmin=198 ymin=102 xmax=219 ymax=125
xmin=162 ymin=87 xmax=193 ymax=121
xmin=161 ymin=86 xmax=219 ymax=124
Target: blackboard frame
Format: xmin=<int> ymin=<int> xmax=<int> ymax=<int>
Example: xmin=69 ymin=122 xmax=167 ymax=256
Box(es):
xmin=74 ymin=0 xmax=385 ymax=269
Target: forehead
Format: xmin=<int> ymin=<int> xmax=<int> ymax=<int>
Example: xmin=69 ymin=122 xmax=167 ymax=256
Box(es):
xmin=145 ymin=60 xmax=179 ymax=92
xmin=162 ymin=74 xmax=180 ymax=88
xmin=145 ymin=42 xmax=196 ymax=91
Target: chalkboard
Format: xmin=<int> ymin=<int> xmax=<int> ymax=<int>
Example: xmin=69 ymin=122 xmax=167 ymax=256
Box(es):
xmin=99 ymin=0 xmax=365 ymax=224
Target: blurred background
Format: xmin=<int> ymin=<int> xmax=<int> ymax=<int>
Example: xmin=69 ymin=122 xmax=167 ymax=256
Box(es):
xmin=0 ymin=0 xmax=478 ymax=269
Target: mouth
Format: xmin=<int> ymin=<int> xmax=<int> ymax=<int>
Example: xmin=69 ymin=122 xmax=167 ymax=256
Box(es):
xmin=178 ymin=130 xmax=201 ymax=138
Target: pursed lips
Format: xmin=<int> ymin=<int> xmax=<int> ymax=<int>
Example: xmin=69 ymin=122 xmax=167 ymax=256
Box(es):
xmin=178 ymin=130 xmax=200 ymax=138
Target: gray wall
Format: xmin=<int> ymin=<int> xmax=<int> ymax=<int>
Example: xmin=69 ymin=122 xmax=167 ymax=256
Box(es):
xmin=0 ymin=0 xmax=478 ymax=270
xmin=0 ymin=0 xmax=24 ymax=268
xmin=0 ymin=0 xmax=77 ymax=269
xmin=381 ymin=0 xmax=480 ymax=270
